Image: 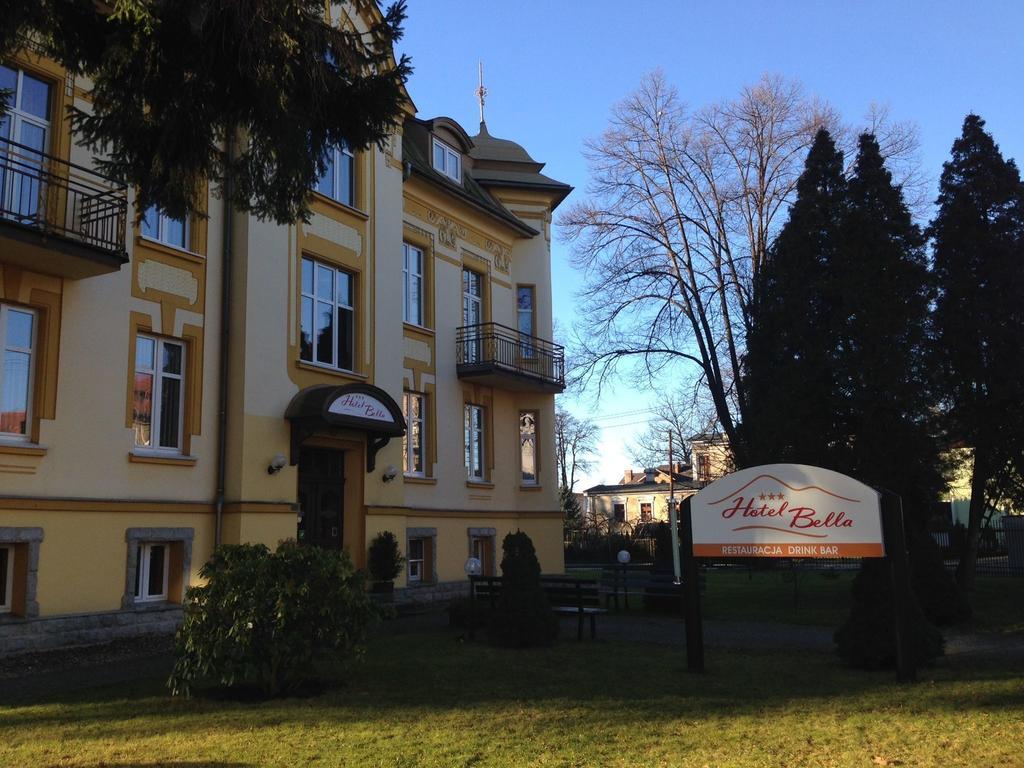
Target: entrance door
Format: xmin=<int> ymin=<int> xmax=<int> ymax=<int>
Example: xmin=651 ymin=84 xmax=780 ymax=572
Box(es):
xmin=297 ymin=447 xmax=345 ymax=549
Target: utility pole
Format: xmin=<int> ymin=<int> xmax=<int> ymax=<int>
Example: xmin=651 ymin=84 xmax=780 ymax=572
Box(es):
xmin=668 ymin=431 xmax=682 ymax=583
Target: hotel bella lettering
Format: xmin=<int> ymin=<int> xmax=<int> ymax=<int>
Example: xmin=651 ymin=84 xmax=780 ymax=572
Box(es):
xmin=690 ymin=464 xmax=885 ymax=558
xmin=680 ymin=464 xmax=916 ymax=681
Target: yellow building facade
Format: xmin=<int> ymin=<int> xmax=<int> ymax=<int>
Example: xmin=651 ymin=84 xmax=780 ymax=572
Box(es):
xmin=0 ymin=6 xmax=569 ymax=653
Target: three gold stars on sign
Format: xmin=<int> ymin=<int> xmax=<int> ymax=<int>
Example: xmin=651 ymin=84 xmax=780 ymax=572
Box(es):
xmin=758 ymin=491 xmax=786 ymax=501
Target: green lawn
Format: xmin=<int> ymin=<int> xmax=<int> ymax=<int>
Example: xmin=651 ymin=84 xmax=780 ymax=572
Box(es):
xmin=3 ymin=629 xmax=1023 ymax=768
xmin=700 ymin=568 xmax=1024 ymax=632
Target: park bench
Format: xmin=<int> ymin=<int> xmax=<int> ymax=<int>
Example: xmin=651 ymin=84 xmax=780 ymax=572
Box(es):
xmin=468 ymin=574 xmax=606 ymax=640
xmin=576 ymin=565 xmax=705 ymax=612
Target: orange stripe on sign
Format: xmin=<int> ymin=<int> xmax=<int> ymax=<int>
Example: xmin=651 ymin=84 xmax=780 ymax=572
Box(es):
xmin=692 ymin=543 xmax=885 ymax=558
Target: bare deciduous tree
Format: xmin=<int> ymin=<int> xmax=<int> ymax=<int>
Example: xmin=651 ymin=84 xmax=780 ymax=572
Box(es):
xmin=555 ymin=407 xmax=600 ymax=491
xmin=629 ymin=388 xmax=716 ymax=471
xmin=560 ymin=72 xmax=922 ymax=462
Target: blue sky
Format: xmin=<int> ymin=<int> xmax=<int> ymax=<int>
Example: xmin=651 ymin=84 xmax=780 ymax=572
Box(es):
xmin=397 ymin=0 xmax=1024 ymax=490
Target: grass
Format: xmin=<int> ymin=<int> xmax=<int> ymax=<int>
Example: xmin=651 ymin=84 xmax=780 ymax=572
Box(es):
xmin=700 ymin=568 xmax=1024 ymax=632
xmin=2 ymin=628 xmax=1023 ymax=768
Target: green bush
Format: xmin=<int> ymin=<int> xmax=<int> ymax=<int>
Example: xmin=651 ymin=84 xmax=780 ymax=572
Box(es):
xmin=487 ymin=531 xmax=558 ymax=647
xmin=908 ymin=531 xmax=972 ymax=625
xmin=834 ymin=559 xmax=944 ymax=669
xmin=169 ymin=541 xmax=378 ymax=698
xmin=367 ymin=530 xmax=405 ymax=583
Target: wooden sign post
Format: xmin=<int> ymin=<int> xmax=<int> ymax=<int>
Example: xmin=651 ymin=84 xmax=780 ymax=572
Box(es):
xmin=680 ymin=464 xmax=915 ymax=682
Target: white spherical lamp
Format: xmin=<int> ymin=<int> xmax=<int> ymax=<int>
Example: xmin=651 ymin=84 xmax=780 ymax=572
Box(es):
xmin=617 ymin=549 xmax=631 ymax=565
xmin=464 ymin=557 xmax=482 ymax=576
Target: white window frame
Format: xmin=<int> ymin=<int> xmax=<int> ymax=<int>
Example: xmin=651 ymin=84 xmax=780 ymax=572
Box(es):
xmin=0 ymin=65 xmax=51 ymax=221
xmin=432 ymin=137 xmax=462 ymax=183
xmin=0 ymin=303 xmax=36 ymax=440
xmin=402 ymin=243 xmax=424 ymax=326
xmin=316 ymin=143 xmax=355 ymax=207
xmin=407 ymin=537 xmax=425 ymax=583
xmin=300 ymin=256 xmax=356 ymax=372
xmin=0 ymin=544 xmax=12 ymax=613
xmin=520 ymin=410 xmax=538 ymax=486
xmin=465 ymin=403 xmax=485 ymax=482
xmin=135 ymin=542 xmax=169 ymax=603
xmin=133 ymin=334 xmax=185 ymax=453
xmin=403 ymin=391 xmax=426 ymax=477
xmin=140 ymin=205 xmax=190 ymax=251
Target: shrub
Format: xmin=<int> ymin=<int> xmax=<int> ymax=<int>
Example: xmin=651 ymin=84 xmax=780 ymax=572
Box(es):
xmin=908 ymin=530 xmax=972 ymax=626
xmin=834 ymin=559 xmax=944 ymax=669
xmin=487 ymin=531 xmax=558 ymax=647
xmin=169 ymin=541 xmax=378 ymax=698
xmin=367 ymin=530 xmax=405 ymax=583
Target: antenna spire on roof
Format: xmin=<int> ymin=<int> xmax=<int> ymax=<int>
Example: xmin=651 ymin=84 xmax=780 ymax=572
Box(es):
xmin=476 ymin=60 xmax=487 ymax=127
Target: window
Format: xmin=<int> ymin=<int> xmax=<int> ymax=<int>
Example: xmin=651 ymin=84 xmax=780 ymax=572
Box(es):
xmin=462 ymin=268 xmax=483 ymax=363
xmin=517 ymin=286 xmax=535 ymax=337
xmin=517 ymin=285 xmax=536 ymax=358
xmin=0 ymin=545 xmax=11 ymax=613
xmin=465 ymin=404 xmax=485 ymax=481
xmin=520 ymin=411 xmax=537 ymax=485
xmin=403 ymin=243 xmax=424 ymax=326
xmin=613 ymin=503 xmax=626 ymax=523
xmin=407 ymin=537 xmax=424 ymax=582
xmin=316 ymin=143 xmax=355 ymax=207
xmin=0 ymin=65 xmax=51 ymax=221
xmin=300 ymin=257 xmax=355 ymax=371
xmin=640 ymin=502 xmax=653 ymax=523
xmin=134 ymin=542 xmax=168 ymax=602
xmin=141 ymin=206 xmax=189 ymax=250
xmin=0 ymin=304 xmax=35 ymax=438
xmin=133 ymin=334 xmax=185 ymax=452
xmin=403 ymin=391 xmax=426 ymax=476
xmin=431 ymin=137 xmax=461 ymax=183
xmin=697 ymin=454 xmax=711 ymax=483
xmin=470 ymin=535 xmax=495 ymax=576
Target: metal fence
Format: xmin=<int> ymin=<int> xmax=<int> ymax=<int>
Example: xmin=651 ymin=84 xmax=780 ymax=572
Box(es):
xmin=566 ymin=524 xmax=1024 ymax=576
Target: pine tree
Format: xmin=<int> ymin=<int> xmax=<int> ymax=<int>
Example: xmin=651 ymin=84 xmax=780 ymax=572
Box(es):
xmin=930 ymin=115 xmax=1024 ymax=590
xmin=741 ymin=129 xmax=847 ymax=466
xmin=1 ymin=1 xmax=412 ymax=223
xmin=832 ymin=134 xmax=967 ymax=648
xmin=833 ymin=134 xmax=942 ymax=518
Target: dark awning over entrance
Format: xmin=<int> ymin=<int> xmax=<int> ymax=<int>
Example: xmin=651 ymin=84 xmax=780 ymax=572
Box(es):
xmin=285 ymin=384 xmax=406 ymax=472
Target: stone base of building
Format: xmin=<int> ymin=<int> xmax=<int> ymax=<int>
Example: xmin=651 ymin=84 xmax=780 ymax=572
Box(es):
xmin=0 ymin=605 xmax=182 ymax=657
xmin=395 ymin=579 xmax=469 ymax=608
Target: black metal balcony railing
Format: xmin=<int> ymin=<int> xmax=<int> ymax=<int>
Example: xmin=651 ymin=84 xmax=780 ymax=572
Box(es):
xmin=456 ymin=322 xmax=565 ymax=391
xmin=0 ymin=137 xmax=128 ymax=258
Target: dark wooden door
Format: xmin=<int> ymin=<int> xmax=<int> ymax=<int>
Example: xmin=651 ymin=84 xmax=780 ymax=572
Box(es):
xmin=297 ymin=447 xmax=345 ymax=549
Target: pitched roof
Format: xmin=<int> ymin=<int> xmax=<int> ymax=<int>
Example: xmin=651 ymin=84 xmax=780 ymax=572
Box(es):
xmin=584 ymin=479 xmax=700 ymax=495
xmin=402 ymin=117 xmax=538 ymax=237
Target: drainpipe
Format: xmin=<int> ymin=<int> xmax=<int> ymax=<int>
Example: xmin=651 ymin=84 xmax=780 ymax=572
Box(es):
xmin=214 ymin=131 xmax=235 ymax=547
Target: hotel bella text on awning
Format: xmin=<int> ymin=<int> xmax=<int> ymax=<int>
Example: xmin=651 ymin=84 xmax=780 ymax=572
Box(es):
xmin=284 ymin=384 xmax=406 ymax=472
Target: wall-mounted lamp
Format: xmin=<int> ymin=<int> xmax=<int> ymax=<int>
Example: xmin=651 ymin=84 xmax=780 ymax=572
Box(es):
xmin=382 ymin=464 xmax=398 ymax=483
xmin=267 ymin=453 xmax=287 ymax=475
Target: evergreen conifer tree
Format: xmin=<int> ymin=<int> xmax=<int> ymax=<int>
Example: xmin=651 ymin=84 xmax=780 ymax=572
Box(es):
xmin=741 ymin=129 xmax=847 ymax=465
xmin=930 ymin=115 xmax=1024 ymax=590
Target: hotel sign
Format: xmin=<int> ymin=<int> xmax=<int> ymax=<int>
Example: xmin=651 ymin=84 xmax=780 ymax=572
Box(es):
xmin=690 ymin=464 xmax=884 ymax=558
xmin=327 ymin=392 xmax=396 ymax=424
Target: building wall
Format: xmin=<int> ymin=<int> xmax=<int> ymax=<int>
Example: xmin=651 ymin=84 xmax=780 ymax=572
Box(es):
xmin=0 ymin=8 xmax=566 ymax=645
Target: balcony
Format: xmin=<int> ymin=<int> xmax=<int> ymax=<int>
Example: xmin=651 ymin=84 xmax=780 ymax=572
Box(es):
xmin=0 ymin=138 xmax=128 ymax=279
xmin=456 ymin=322 xmax=565 ymax=393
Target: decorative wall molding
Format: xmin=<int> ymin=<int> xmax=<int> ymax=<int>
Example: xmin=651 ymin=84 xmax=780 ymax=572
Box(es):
xmin=137 ymin=260 xmax=199 ymax=305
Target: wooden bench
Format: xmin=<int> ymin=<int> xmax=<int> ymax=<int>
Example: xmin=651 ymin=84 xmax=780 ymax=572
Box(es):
xmin=573 ymin=565 xmax=706 ymax=612
xmin=468 ymin=574 xmax=606 ymax=640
